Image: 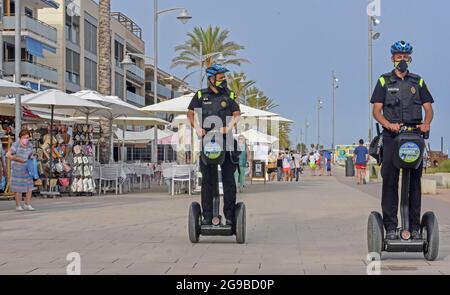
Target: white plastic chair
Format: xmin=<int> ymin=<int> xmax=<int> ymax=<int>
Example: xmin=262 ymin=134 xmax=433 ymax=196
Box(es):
xmin=99 ymin=165 xmax=120 ymax=195
xmin=171 ymin=165 xmax=192 ymax=196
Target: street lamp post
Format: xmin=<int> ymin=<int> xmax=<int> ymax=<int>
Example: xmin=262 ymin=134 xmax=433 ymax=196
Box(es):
xmin=368 ymin=15 xmax=381 ymax=142
xmin=305 ymin=119 xmax=309 ymax=151
xmin=317 ymin=98 xmax=323 ymax=147
xmin=15 ymin=0 xmax=22 ymax=139
xmin=152 ymin=0 xmax=191 ymax=163
xmin=331 ymin=71 xmax=338 ymax=151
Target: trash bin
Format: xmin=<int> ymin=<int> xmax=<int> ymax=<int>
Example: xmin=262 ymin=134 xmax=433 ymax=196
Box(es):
xmin=345 ymin=156 xmax=355 ymax=177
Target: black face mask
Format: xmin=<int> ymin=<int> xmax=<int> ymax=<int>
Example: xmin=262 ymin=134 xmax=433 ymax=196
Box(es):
xmin=395 ymin=60 xmax=409 ymax=73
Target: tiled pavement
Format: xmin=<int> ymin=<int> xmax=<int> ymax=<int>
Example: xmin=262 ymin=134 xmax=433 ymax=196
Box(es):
xmin=0 ymin=169 xmax=449 ymax=275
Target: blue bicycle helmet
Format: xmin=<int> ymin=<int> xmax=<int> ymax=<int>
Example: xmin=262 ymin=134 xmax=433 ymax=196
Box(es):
xmin=206 ymin=64 xmax=229 ymax=78
xmin=391 ymin=40 xmax=413 ymax=55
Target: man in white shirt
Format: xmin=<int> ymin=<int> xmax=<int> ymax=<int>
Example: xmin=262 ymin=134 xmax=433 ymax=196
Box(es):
xmin=293 ymin=151 xmax=302 ymax=181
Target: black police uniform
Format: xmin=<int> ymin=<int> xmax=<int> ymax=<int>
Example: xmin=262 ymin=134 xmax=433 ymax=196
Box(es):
xmin=371 ymin=70 xmax=434 ymax=232
xmin=188 ymin=87 xmax=241 ymax=222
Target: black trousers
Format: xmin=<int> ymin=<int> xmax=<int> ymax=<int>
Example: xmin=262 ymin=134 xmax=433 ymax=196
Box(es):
xmin=381 ymin=133 xmax=422 ymax=231
xmin=200 ymin=153 xmax=237 ymax=220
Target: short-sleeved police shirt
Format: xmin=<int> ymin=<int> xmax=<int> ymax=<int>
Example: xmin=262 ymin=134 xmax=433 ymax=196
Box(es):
xmin=370 ymin=71 xmax=435 ymax=105
xmin=188 ymin=88 xmax=241 ymax=113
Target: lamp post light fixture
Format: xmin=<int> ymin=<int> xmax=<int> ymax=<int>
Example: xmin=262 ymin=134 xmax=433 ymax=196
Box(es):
xmin=331 ymin=71 xmax=338 ymax=151
xmin=368 ymin=15 xmax=381 ymax=142
xmin=317 ymin=98 xmax=324 ymax=147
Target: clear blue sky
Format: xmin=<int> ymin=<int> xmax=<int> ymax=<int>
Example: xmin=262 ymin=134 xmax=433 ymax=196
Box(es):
xmin=112 ymin=0 xmax=449 ymax=152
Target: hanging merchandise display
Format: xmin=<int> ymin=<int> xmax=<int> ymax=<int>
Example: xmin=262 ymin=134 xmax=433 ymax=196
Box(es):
xmin=71 ymin=124 xmax=96 ymax=195
xmin=0 ymin=116 xmax=15 ymax=197
xmin=22 ymin=122 xmax=73 ymax=195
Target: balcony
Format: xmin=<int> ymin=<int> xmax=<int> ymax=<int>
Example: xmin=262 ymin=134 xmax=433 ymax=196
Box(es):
xmin=145 ymin=81 xmax=173 ymax=99
xmin=2 ymin=15 xmax=58 ymax=45
xmin=3 ymin=60 xmax=58 ymax=85
xmin=126 ymin=64 xmax=145 ymax=84
xmin=127 ymin=91 xmax=145 ymax=106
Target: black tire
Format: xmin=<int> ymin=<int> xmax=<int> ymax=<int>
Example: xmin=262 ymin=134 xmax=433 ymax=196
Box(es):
xmin=367 ymin=211 xmax=384 ymax=257
xmin=188 ymin=202 xmax=201 ymax=243
xmin=422 ymin=211 xmax=439 ymax=261
xmin=235 ymin=202 xmax=246 ymax=244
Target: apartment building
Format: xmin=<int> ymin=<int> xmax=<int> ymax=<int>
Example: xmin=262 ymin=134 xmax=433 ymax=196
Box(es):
xmin=144 ymin=63 xmax=193 ymax=106
xmin=1 ymin=0 xmax=146 ymax=107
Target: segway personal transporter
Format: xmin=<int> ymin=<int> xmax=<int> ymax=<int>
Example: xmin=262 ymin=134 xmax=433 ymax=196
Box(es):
xmin=368 ymin=126 xmax=439 ymax=260
xmin=188 ymin=131 xmax=246 ymax=244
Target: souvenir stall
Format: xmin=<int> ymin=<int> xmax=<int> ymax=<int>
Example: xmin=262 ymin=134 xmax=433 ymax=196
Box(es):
xmin=0 ymin=116 xmax=15 ymax=198
xmin=70 ymin=123 xmax=96 ymax=195
xmin=19 ymin=117 xmax=73 ymax=196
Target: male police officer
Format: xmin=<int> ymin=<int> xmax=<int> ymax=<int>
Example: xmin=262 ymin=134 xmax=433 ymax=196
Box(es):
xmin=371 ymin=41 xmax=434 ymax=240
xmin=187 ymin=64 xmax=241 ymax=226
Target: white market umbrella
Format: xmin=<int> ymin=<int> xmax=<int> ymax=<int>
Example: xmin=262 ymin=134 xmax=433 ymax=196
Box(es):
xmin=238 ymin=129 xmax=279 ymax=145
xmin=73 ymin=90 xmax=146 ymax=119
xmin=0 ymin=78 xmax=35 ymax=96
xmin=140 ymin=93 xmax=194 ymax=114
xmin=15 ymin=89 xmax=110 ymax=194
xmin=239 ymin=104 xmax=278 ymax=118
xmin=73 ymin=90 xmax=150 ymax=162
xmin=112 ymin=117 xmax=168 ymax=162
xmin=257 ymin=116 xmax=295 ymax=123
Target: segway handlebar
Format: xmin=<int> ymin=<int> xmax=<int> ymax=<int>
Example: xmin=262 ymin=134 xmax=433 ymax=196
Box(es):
xmin=399 ymin=125 xmax=430 ymax=140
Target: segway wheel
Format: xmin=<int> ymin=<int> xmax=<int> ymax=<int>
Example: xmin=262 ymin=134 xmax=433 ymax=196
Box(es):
xmin=367 ymin=211 xmax=384 ymax=256
xmin=188 ymin=202 xmax=201 ymax=243
xmin=235 ymin=202 xmax=246 ymax=244
xmin=421 ymin=212 xmax=439 ymax=261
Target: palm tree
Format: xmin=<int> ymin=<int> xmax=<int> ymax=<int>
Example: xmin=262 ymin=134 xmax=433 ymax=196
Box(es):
xmin=98 ymin=0 xmax=112 ymax=164
xmin=171 ymin=26 xmax=249 ymax=81
xmin=227 ymin=72 xmax=255 ymax=103
xmin=244 ymin=87 xmax=278 ymax=111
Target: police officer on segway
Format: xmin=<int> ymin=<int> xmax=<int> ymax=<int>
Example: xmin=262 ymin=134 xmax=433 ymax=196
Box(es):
xmin=187 ymin=64 xmax=241 ymax=227
xmin=370 ymin=41 xmax=435 ymax=241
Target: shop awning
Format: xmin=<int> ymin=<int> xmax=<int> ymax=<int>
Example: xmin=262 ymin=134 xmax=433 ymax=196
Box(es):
xmin=26 ymin=38 xmax=57 ymax=58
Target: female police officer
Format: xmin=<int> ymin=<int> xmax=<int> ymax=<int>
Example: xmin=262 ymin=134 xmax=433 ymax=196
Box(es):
xmin=187 ymin=64 xmax=241 ymax=226
xmin=370 ymin=41 xmax=434 ymax=240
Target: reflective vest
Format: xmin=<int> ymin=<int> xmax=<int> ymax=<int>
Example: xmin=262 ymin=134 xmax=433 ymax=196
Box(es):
xmin=196 ymin=89 xmax=236 ymax=131
xmin=378 ymin=72 xmax=424 ymax=124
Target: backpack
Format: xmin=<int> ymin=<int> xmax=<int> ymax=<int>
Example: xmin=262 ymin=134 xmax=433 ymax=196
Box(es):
xmin=369 ymin=124 xmax=383 ymax=165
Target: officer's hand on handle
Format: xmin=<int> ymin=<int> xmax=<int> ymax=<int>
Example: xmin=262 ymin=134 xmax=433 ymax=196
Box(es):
xmin=195 ymin=128 xmax=206 ymax=137
xmin=417 ymin=123 xmax=430 ymax=134
xmin=386 ymin=123 xmax=402 ymax=133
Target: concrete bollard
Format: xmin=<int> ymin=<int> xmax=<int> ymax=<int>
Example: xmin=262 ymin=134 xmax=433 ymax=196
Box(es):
xmin=421 ymin=179 xmax=437 ymax=195
xmin=434 ymin=173 xmax=450 ymax=188
xmin=422 ymin=174 xmax=450 ymax=188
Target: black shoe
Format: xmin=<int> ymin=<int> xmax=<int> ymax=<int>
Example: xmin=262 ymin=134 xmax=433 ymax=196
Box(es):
xmin=411 ymin=230 xmax=422 ymax=240
xmin=202 ymin=217 xmax=212 ymax=225
xmin=386 ymin=230 xmax=398 ymax=240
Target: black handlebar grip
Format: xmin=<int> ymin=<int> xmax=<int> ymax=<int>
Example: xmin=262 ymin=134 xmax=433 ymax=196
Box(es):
xmin=423 ymin=131 xmax=430 ymax=140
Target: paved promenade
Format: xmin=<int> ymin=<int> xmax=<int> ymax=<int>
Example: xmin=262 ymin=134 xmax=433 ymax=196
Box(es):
xmin=0 ymin=169 xmax=449 ymax=275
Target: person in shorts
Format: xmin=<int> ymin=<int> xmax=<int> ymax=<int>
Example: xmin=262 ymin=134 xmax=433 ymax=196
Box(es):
xmin=353 ymin=139 xmax=369 ymax=184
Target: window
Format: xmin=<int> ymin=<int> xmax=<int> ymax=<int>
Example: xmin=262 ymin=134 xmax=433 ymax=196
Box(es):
xmin=84 ymin=20 xmax=97 ymax=54
xmin=114 ymin=40 xmax=124 ymax=68
xmin=66 ymin=49 xmax=80 ymax=85
xmin=65 ymin=13 xmax=80 ymax=44
xmin=84 ymin=58 xmax=97 ymax=90
xmin=115 ymin=72 xmax=124 ymax=98
xmin=25 ymin=7 xmax=33 ymax=17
